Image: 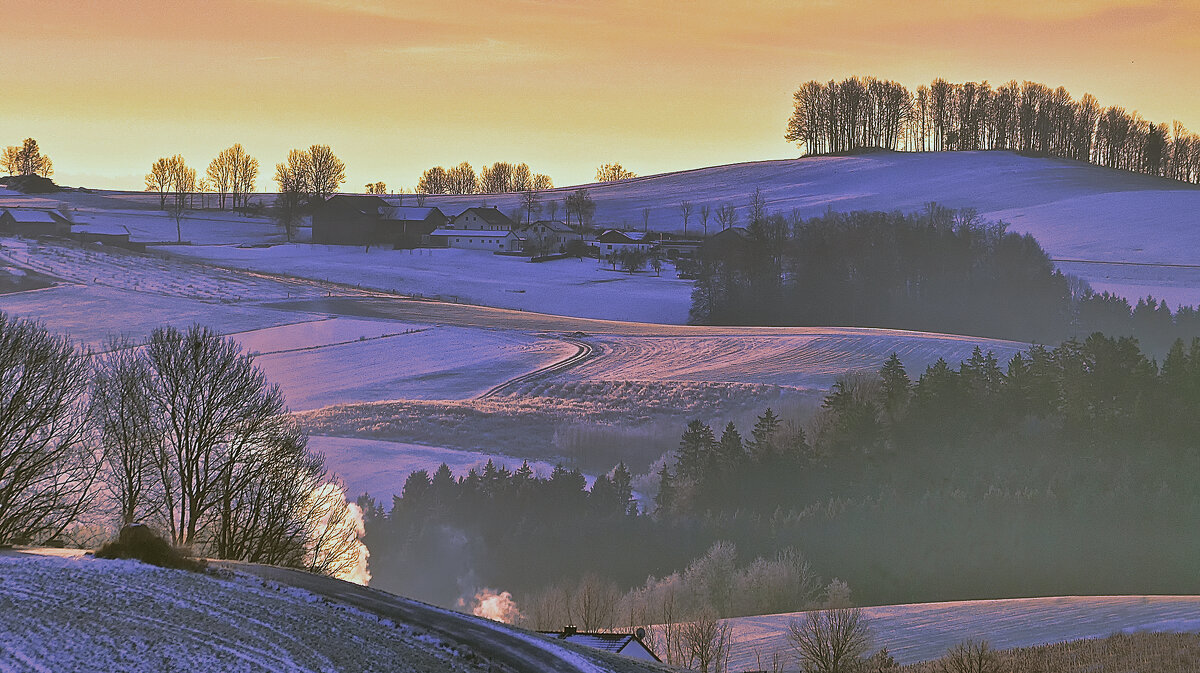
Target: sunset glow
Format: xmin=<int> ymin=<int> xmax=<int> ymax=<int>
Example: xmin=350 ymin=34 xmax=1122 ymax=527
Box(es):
xmin=2 ymin=0 xmax=1197 ymax=190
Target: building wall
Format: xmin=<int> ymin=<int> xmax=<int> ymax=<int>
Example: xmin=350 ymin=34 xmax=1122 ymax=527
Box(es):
xmin=439 ymin=232 xmax=520 ymax=251
xmin=312 ymin=203 xmax=375 ymax=245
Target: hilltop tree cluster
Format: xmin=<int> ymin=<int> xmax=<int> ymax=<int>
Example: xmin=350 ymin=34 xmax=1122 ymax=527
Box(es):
xmin=0 ymin=314 xmax=363 ymax=579
xmin=1 ymin=138 xmax=53 ymax=178
xmin=787 ymin=76 xmax=1200 ymax=183
xmin=417 ymin=161 xmax=552 ymax=194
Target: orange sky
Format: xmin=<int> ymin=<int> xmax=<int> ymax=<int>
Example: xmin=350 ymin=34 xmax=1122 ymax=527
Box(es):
xmin=2 ymin=0 xmax=1197 ymax=191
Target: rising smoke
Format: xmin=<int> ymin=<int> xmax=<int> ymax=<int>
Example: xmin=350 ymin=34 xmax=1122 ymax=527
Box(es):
xmin=470 ymin=589 xmax=523 ymax=624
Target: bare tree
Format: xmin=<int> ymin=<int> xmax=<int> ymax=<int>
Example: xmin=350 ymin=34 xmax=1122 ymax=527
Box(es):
xmin=679 ymin=610 xmax=733 ymax=673
xmin=207 ymin=149 xmax=234 ymax=210
xmin=642 ymin=207 xmax=651 ymax=232
xmin=520 ymin=189 xmax=541 ymax=225
xmin=1 ymin=138 xmax=53 ymax=177
xmin=700 ymin=204 xmax=711 ymax=236
xmin=595 ymin=162 xmax=636 ymax=182
xmin=365 ymin=181 xmax=387 ymax=194
xmin=305 ymin=144 xmax=346 ymax=201
xmin=532 ymin=173 xmax=553 ymax=190
xmin=787 ymin=608 xmax=872 ymax=673
xmin=679 ymin=200 xmax=693 ymax=237
xmin=545 ymin=199 xmax=559 ymax=222
xmin=229 ymin=144 xmax=259 ymax=210
xmin=145 ymin=157 xmax=174 ymax=209
xmin=938 ymin=640 xmax=1002 ymax=673
xmin=716 ymin=203 xmax=737 ymax=230
xmin=0 ymin=312 xmax=96 ymax=545
xmin=91 ymin=338 xmax=155 ymax=526
xmin=565 ymin=188 xmax=595 ymax=227
xmin=273 ymin=156 xmax=306 ymax=242
xmin=446 ymin=162 xmax=477 ymax=195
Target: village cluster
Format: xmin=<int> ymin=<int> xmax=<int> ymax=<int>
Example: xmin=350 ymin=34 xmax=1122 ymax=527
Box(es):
xmin=311 ymin=194 xmax=716 ymax=266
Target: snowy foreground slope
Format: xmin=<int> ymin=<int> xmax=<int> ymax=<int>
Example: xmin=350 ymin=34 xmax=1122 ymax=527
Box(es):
xmin=723 ymin=595 xmax=1200 ymax=669
xmin=156 ymin=150 xmax=1200 ymax=312
xmin=0 ymin=552 xmax=666 ymax=673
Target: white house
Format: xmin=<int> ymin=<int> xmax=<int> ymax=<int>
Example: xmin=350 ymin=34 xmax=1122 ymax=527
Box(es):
xmin=513 ymin=220 xmax=582 ymax=253
xmin=427 ymin=228 xmax=525 ymax=252
xmin=448 ymin=207 xmax=515 ymax=231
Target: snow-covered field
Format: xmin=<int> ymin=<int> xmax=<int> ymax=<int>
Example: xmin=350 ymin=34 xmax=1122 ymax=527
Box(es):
xmin=246 ymin=320 xmax=574 ymax=410
xmin=0 ymin=553 xmax=478 ymax=672
xmin=162 ymin=244 xmax=694 ymax=324
xmin=311 ymin=436 xmax=588 ymax=501
xmin=724 ymin=595 xmax=1200 ymax=669
xmin=549 ymin=332 xmax=1024 ymax=390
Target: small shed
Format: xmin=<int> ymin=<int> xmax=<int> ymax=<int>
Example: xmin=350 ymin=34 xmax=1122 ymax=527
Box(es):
xmin=539 ymin=626 xmax=661 ymax=663
xmin=593 ymin=229 xmax=654 ymax=254
xmin=0 ymin=208 xmax=71 ymax=237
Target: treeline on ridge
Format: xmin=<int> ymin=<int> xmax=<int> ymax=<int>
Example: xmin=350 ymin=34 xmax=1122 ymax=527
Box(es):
xmin=787 ymin=76 xmax=1200 ymax=183
xmin=690 ymin=203 xmax=1200 ymax=353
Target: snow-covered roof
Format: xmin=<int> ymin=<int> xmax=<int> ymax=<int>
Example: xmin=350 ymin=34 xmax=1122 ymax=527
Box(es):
xmin=72 ymin=223 xmax=130 ymax=236
xmin=517 ymin=220 xmax=575 ymax=233
xmin=379 ymin=206 xmax=441 ymax=221
xmin=453 ymin=207 xmax=514 ymax=228
xmin=429 ymin=229 xmax=519 ymax=238
xmin=2 ymin=208 xmax=63 ymax=224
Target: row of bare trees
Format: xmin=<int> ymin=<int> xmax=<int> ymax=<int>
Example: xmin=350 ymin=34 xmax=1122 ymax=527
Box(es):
xmin=0 ymin=314 xmax=363 ymax=579
xmin=787 ymin=76 xmax=1200 ymax=183
xmin=1 ymin=138 xmax=54 ymax=178
xmin=417 ymin=161 xmax=553 ymax=195
xmin=145 ymin=143 xmax=346 ymax=213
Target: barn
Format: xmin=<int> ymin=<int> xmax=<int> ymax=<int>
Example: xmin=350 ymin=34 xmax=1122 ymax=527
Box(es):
xmin=311 ymin=195 xmax=447 ymax=247
xmin=0 ymin=208 xmax=71 ymax=237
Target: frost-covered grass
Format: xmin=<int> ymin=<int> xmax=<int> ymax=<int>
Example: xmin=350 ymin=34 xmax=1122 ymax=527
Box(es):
xmin=900 ymin=631 xmax=1200 ymax=673
xmin=0 ymin=553 xmax=481 ymax=673
xmin=724 ymin=595 xmax=1200 ymax=669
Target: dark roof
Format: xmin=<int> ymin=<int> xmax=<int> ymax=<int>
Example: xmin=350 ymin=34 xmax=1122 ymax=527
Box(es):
xmin=380 ymin=206 xmax=444 ymax=222
xmin=455 ymin=207 xmax=514 ymax=228
xmin=596 ymin=229 xmax=651 ymax=244
xmin=536 ymin=631 xmax=660 ymax=661
xmin=323 ymin=194 xmax=389 ymax=215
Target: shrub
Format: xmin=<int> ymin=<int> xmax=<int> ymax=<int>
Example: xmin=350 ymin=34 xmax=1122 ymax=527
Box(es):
xmin=94 ymin=523 xmax=205 ymax=572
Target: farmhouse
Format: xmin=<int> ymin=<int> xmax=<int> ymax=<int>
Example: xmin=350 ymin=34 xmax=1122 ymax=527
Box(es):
xmin=0 ymin=208 xmax=71 ymax=237
xmin=513 ymin=220 xmax=581 ymax=253
xmin=427 ymin=228 xmax=526 ymax=251
xmin=539 ymin=627 xmax=660 ymax=663
xmin=448 ymin=207 xmax=514 ymax=231
xmin=593 ymin=229 xmax=655 ymax=254
xmin=312 ymin=195 xmax=447 ymax=247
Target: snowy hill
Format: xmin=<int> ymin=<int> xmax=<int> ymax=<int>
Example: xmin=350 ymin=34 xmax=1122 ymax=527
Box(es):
xmin=409 ymin=151 xmax=1200 ymax=307
xmin=0 ymin=550 xmax=668 ymax=673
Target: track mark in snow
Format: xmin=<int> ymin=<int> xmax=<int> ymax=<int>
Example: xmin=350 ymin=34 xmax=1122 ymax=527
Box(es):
xmin=480 ymin=335 xmax=595 ymax=398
